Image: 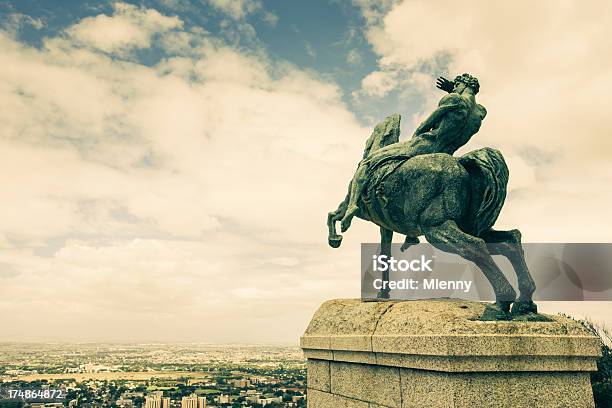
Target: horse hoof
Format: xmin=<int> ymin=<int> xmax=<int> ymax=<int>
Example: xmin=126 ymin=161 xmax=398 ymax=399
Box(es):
xmin=328 ymin=234 xmax=343 ymax=248
xmin=497 ymin=300 xmax=512 ymax=313
xmin=479 ymin=302 xmax=512 ymax=321
xmin=511 ymin=300 xmax=538 ymax=316
xmin=377 ymin=290 xmax=390 ymax=299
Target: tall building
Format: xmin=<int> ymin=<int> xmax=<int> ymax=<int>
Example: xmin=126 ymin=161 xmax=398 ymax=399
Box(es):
xmin=145 ymin=393 xmax=170 ymax=408
xmin=145 ymin=395 xmax=160 ymax=408
xmin=181 ymin=394 xmax=206 ymax=408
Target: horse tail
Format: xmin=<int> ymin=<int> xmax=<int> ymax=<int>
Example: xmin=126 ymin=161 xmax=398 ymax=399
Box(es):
xmin=459 ymin=147 xmax=509 ymax=235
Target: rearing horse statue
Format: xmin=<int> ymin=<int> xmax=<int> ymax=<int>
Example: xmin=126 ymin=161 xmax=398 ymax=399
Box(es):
xmin=327 ymin=111 xmax=537 ymax=319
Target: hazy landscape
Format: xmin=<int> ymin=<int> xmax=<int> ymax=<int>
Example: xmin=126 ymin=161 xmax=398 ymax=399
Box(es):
xmin=0 ymin=343 xmax=306 ymax=407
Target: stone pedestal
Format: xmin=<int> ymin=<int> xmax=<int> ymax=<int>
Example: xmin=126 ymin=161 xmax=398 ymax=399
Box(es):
xmin=300 ymin=299 xmax=601 ymax=408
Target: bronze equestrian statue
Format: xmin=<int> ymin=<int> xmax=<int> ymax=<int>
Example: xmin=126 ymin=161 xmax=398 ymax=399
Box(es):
xmin=327 ymin=74 xmax=537 ymax=319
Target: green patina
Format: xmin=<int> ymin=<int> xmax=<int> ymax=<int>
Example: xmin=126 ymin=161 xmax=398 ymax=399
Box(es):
xmin=327 ymin=75 xmax=538 ymax=320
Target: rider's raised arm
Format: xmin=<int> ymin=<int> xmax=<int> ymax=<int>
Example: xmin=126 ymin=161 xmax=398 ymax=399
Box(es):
xmin=413 ymin=94 xmax=468 ymax=136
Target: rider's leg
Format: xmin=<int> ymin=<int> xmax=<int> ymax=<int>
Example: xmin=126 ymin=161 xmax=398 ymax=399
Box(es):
xmin=340 ymin=160 xmax=369 ymax=232
xmin=340 ymin=143 xmax=407 ymax=232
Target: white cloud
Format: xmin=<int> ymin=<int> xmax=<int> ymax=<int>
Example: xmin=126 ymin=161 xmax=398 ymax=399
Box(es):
xmin=4 ymin=1 xmax=608 ymax=343
xmin=352 ymin=0 xmax=612 ymax=324
xmin=66 ymin=2 xmax=182 ymax=54
xmin=1 ymin=13 xmax=45 ymax=36
xmin=346 ymin=49 xmax=363 ymax=65
xmin=357 ymin=0 xmax=612 ymax=242
xmin=205 ymin=0 xmax=262 ymax=20
xmin=261 ymin=11 xmax=279 ymax=27
xmin=360 ymin=70 xmax=397 ymax=97
xmin=0 ymin=5 xmax=369 ymax=343
xmin=304 ymin=41 xmax=316 ymax=59
xmin=351 ymin=0 xmax=398 ymax=25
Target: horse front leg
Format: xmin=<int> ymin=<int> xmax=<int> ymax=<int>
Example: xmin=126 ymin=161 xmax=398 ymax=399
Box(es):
xmin=327 ymin=199 xmax=347 ymax=248
xmin=377 ymin=227 xmax=393 ymax=299
xmin=328 ymin=183 xmax=352 ymax=248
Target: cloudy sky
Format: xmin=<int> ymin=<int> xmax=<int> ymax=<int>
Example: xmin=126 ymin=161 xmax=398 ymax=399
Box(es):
xmin=0 ymin=0 xmax=611 ymax=344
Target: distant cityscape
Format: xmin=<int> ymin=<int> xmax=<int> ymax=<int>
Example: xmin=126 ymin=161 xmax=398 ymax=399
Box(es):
xmin=0 ymin=344 xmax=306 ymax=408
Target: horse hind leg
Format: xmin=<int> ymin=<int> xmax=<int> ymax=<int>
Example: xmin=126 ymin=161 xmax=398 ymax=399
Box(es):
xmin=377 ymin=227 xmax=393 ymax=299
xmin=424 ymin=220 xmax=517 ymax=315
xmin=480 ymin=229 xmax=537 ymax=315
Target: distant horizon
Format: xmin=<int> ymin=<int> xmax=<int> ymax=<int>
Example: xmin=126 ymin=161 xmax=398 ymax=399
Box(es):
xmin=1 ymin=300 xmax=610 ymax=345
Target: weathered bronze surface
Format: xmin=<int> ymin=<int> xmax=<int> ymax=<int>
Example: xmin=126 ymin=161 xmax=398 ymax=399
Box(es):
xmin=327 ymin=75 xmax=537 ymax=319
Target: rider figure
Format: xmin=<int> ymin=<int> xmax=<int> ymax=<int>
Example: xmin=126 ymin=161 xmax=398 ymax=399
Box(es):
xmin=340 ymin=73 xmax=487 ymax=232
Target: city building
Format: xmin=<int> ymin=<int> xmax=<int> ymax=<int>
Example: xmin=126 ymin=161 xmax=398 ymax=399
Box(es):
xmin=115 ymin=398 xmax=134 ymax=407
xmin=181 ymin=393 xmax=206 ymax=408
xmin=259 ymin=396 xmax=283 ymax=406
xmin=145 ymin=391 xmax=170 ymax=408
xmin=229 ymin=378 xmax=250 ymax=388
